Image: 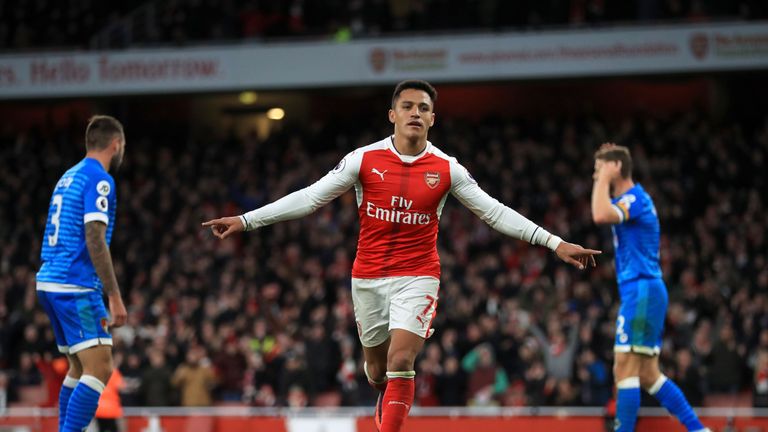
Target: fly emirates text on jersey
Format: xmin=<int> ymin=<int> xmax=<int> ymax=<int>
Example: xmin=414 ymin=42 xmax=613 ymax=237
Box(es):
xmin=365 ymin=195 xmax=431 ymax=225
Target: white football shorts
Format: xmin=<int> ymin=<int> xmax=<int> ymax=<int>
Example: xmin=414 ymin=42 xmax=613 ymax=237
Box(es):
xmin=351 ymin=276 xmax=440 ymax=348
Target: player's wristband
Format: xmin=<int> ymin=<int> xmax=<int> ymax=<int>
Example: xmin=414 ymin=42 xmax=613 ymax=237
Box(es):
xmin=529 ymin=226 xmax=562 ymax=251
xmin=239 ymin=215 xmax=250 ymax=231
xmin=545 ymin=234 xmax=563 ymax=251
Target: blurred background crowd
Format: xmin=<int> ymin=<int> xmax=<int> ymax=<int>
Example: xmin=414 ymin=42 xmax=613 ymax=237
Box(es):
xmin=1 ymin=0 xmax=767 ymax=50
xmin=1 ymin=109 xmax=766 ymax=409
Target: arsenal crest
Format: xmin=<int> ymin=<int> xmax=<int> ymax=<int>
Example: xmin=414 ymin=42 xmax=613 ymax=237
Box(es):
xmin=424 ymin=172 xmax=440 ymax=189
xmin=369 ymin=48 xmax=387 ymax=73
xmin=689 ymin=33 xmax=709 ymax=60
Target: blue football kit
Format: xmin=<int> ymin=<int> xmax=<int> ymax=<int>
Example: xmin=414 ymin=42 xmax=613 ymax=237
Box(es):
xmin=36 ymin=158 xmax=116 ymax=354
xmin=610 ymin=183 xmax=667 ymax=356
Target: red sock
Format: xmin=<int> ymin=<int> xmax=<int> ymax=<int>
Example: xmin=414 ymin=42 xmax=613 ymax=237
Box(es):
xmin=381 ymin=373 xmax=415 ymax=432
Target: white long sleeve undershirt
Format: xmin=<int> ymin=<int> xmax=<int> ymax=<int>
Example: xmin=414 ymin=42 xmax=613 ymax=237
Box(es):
xmin=447 ymin=159 xmax=562 ymax=250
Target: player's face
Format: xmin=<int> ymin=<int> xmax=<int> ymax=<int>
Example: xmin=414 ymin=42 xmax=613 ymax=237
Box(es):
xmin=389 ymin=89 xmax=435 ymax=141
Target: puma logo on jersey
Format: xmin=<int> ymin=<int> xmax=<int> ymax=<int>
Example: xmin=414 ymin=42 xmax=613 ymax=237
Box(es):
xmin=371 ymin=168 xmax=387 ymax=181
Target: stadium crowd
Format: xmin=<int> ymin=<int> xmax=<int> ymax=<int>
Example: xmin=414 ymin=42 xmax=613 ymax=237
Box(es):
xmin=1 ymin=0 xmax=766 ymax=50
xmin=0 ymin=111 xmax=767 ymax=409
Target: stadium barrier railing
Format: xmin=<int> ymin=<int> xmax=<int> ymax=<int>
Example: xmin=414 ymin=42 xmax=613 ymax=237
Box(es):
xmin=2 ymin=406 xmax=768 ymax=432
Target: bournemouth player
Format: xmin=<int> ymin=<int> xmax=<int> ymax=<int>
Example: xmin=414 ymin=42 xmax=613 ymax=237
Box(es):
xmin=204 ymin=80 xmax=600 ymax=432
xmin=591 ymin=144 xmax=709 ymax=432
xmin=36 ymin=116 xmax=128 ymax=432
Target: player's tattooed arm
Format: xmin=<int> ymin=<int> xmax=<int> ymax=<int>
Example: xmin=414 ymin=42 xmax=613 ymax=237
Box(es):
xmin=85 ymin=221 xmax=120 ymax=296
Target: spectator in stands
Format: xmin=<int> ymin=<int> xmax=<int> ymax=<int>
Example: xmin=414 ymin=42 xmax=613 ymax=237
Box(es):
xmin=286 ymin=385 xmax=308 ymax=407
xmin=0 ymin=371 xmax=7 ymax=413
xmin=551 ymin=379 xmax=580 ymax=406
xmin=577 ymin=349 xmax=611 ymax=406
xmin=336 ymin=337 xmax=361 ymax=406
xmin=304 ymin=323 xmax=340 ymax=394
xmin=435 ymin=355 xmax=466 ymax=406
xmin=249 ymin=318 xmax=278 ymax=362
xmin=19 ymin=324 xmax=46 ymax=356
xmin=754 ymin=350 xmax=768 ymax=407
xmin=118 ymin=352 xmax=142 ymax=406
xmin=415 ymin=343 xmax=442 ymax=407
xmin=666 ymin=302 xmax=695 ymax=350
xmin=523 ymin=359 xmax=548 ymax=406
xmin=529 ymin=316 xmax=580 ymax=381
xmin=213 ymin=339 xmax=247 ymax=401
xmin=708 ymin=324 xmax=745 ymax=393
xmin=139 ymin=349 xmax=175 ymax=406
xmin=671 ymin=349 xmax=704 ymax=407
xmin=14 ymin=352 xmax=42 ymax=387
xmin=34 ymin=353 xmax=68 ymax=409
xmin=462 ymin=343 xmax=509 ymax=406
xmin=172 ymin=346 xmax=216 ymax=407
xmin=277 ymin=351 xmax=312 ymax=406
xmin=691 ymin=320 xmax=714 ymax=367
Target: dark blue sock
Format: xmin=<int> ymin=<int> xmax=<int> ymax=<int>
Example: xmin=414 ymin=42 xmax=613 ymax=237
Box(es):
xmin=616 ymin=377 xmax=640 ymax=432
xmin=649 ymin=375 xmax=705 ymax=431
xmin=62 ymin=375 xmax=104 ymax=432
xmin=58 ymin=376 xmax=79 ymax=431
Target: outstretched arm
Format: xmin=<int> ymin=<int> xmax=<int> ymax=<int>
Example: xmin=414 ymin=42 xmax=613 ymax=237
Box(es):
xmin=450 ymin=160 xmax=600 ymax=269
xmin=203 ymin=152 xmax=360 ymax=239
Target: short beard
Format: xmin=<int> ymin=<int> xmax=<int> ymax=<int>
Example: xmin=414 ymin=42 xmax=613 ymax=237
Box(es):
xmin=110 ymin=153 xmax=123 ymax=172
xmin=403 ymin=129 xmax=422 ymax=143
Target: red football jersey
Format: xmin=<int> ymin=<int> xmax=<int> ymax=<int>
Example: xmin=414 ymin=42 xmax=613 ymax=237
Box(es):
xmin=352 ymin=140 xmax=452 ymax=278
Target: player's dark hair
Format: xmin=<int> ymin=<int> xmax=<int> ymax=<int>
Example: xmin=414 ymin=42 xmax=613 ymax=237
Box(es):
xmin=595 ymin=145 xmax=633 ymax=179
xmin=392 ymin=80 xmax=437 ymax=108
xmin=85 ymin=115 xmax=124 ymax=151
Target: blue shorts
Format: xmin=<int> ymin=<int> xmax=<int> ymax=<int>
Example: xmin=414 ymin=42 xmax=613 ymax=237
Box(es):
xmin=37 ymin=287 xmax=112 ymax=355
xmin=615 ymin=277 xmax=668 ymax=356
